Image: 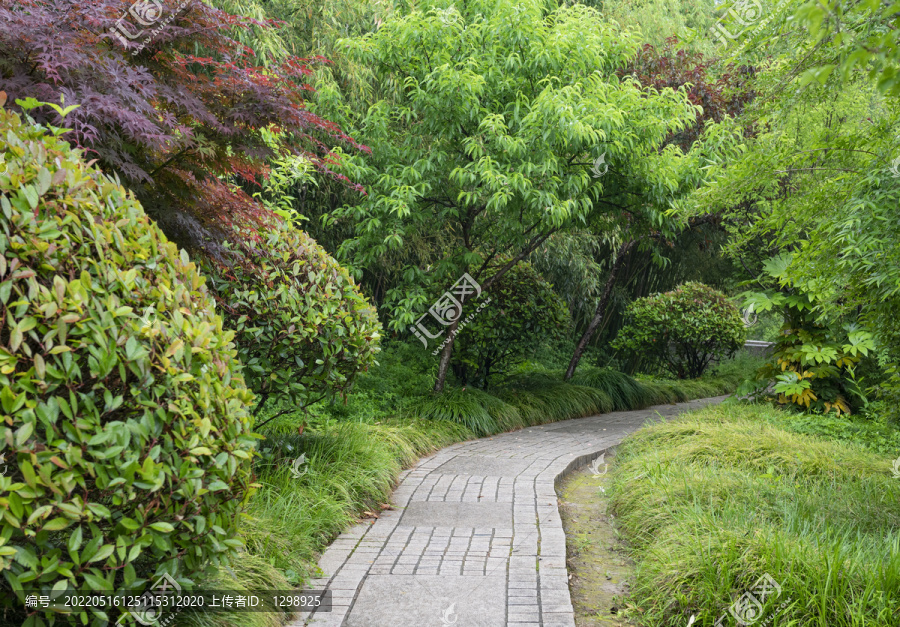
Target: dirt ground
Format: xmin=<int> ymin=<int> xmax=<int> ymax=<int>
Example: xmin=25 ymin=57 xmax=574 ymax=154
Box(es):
xmin=557 ymin=450 xmax=641 ymax=627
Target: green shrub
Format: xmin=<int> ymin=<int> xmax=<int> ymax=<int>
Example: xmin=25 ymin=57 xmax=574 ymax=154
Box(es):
xmin=451 ymin=262 xmax=570 ymax=388
xmin=738 ymin=260 xmax=879 ymax=416
xmin=612 ymin=282 xmax=745 ymax=379
xmin=741 ymin=289 xmax=875 ymax=415
xmin=200 ymin=215 xmax=381 ymax=421
xmin=0 ymin=107 xmax=257 ymax=625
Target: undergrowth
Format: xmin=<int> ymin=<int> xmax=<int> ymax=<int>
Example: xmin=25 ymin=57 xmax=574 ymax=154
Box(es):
xmin=609 ymin=401 xmax=900 ymax=627
xmin=189 ymin=344 xmax=757 ymax=626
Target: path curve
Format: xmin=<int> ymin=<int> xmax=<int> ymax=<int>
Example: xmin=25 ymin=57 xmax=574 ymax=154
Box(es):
xmin=295 ymin=396 xmax=728 ymax=627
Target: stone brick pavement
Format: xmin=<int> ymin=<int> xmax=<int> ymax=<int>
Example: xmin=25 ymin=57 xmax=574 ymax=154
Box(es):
xmin=292 ymin=396 xmax=728 ymax=627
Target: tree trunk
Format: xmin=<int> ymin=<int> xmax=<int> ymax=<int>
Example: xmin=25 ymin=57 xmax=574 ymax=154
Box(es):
xmin=564 ymin=240 xmax=634 ymax=381
xmin=432 ymin=230 xmax=557 ymax=392
xmin=433 ymin=317 xmax=460 ymax=392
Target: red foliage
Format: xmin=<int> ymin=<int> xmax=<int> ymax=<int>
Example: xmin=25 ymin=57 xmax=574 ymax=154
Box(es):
xmin=0 ymin=0 xmax=367 ymax=245
xmin=623 ymin=36 xmax=756 ymax=151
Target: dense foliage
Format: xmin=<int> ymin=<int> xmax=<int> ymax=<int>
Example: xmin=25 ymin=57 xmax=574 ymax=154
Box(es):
xmin=625 ymin=36 xmax=756 ymax=151
xmin=738 ymin=257 xmax=876 ymax=416
xmin=200 ymin=209 xmax=381 ymax=419
xmin=325 ymin=0 xmax=706 ymax=389
xmin=0 ymin=0 xmax=365 ymax=250
xmin=579 ymin=0 xmax=721 ymax=54
xmin=788 ymin=0 xmax=900 ymax=96
xmin=686 ymin=0 xmax=900 ymax=418
xmin=450 ymin=262 xmax=569 ymax=389
xmin=612 ymin=282 xmax=745 ymax=378
xmin=4 ymin=0 xmax=900 ymax=623
xmin=0 ymin=105 xmax=256 ymax=625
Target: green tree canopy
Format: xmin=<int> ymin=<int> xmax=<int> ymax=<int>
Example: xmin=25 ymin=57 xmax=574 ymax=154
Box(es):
xmin=683 ymin=1 xmax=900 ymax=414
xmin=584 ymin=0 xmax=721 ymax=53
xmin=324 ymin=0 xmax=706 ymax=389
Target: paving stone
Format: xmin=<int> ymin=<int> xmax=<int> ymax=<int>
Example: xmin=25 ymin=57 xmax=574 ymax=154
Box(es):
xmin=291 ymin=396 xmax=727 ymax=626
xmin=398 ymin=501 xmax=513 ymax=528
xmin=435 ymin=455 xmax=532 ymax=477
xmin=343 ymin=574 xmax=506 ymax=627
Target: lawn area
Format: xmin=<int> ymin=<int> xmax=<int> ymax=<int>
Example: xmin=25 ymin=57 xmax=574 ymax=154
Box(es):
xmin=606 ymin=402 xmax=900 ymax=627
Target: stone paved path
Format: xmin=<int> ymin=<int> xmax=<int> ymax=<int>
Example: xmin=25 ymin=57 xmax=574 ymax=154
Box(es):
xmin=294 ymin=396 xmax=728 ymax=627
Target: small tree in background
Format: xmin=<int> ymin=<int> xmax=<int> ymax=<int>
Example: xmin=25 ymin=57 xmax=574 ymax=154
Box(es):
xmin=326 ymin=0 xmax=704 ymax=391
xmin=450 ymin=262 xmax=570 ymax=389
xmin=612 ymin=282 xmax=745 ymax=378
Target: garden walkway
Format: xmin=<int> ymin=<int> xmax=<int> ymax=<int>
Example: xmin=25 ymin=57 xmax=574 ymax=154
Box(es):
xmin=294 ymin=396 xmax=729 ymax=627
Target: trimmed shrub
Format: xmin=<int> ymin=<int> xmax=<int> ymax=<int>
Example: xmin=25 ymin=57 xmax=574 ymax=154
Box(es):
xmin=0 ymin=105 xmax=257 ymax=625
xmin=199 ymin=212 xmax=381 ymax=420
xmin=612 ymin=282 xmax=745 ymax=379
xmin=451 ymin=262 xmax=570 ymax=388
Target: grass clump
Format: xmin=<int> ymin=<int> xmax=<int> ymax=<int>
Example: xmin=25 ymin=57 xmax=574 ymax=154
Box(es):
xmin=758 ymin=409 xmax=900 ymax=457
xmin=609 ymin=401 xmax=900 ymax=627
xmin=569 ymin=366 xmax=654 ymax=410
xmin=407 ymin=387 xmax=501 ymax=436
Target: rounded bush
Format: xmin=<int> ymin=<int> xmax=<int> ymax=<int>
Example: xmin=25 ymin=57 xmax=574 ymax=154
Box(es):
xmin=0 ymin=106 xmax=256 ymax=624
xmin=451 ymin=262 xmax=570 ymax=388
xmin=612 ymin=282 xmax=745 ymax=379
xmin=200 ymin=210 xmax=381 ymax=417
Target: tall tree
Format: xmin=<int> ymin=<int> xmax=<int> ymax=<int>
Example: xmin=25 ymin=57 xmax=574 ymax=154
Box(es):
xmin=324 ymin=0 xmax=703 ymax=391
xmin=685 ymin=2 xmax=900 ymax=415
xmin=559 ymin=34 xmax=757 ymax=379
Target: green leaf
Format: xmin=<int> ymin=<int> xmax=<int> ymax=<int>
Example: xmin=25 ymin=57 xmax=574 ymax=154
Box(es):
xmin=87 ymin=544 xmax=115 ymax=563
xmin=42 ymin=517 xmax=71 ymax=531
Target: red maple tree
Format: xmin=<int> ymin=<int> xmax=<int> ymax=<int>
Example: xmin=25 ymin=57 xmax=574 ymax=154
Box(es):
xmin=0 ymin=0 xmax=367 ymax=247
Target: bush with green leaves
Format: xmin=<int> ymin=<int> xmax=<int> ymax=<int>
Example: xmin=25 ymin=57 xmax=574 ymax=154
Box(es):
xmin=738 ymin=262 xmax=876 ymax=415
xmin=0 ymin=105 xmax=257 ymax=625
xmin=450 ymin=262 xmax=569 ymax=388
xmin=200 ymin=213 xmax=381 ymax=423
xmin=612 ymin=282 xmax=745 ymax=379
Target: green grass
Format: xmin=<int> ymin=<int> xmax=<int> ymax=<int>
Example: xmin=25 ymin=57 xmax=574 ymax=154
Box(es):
xmin=758 ymin=409 xmax=900 ymax=457
xmin=184 ymin=418 xmax=470 ymax=626
xmin=608 ymin=401 xmax=900 ymax=627
xmin=191 ymin=347 xmax=756 ymax=626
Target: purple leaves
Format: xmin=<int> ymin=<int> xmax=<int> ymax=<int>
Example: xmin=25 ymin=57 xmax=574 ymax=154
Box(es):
xmin=0 ymin=0 xmax=365 ymax=243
